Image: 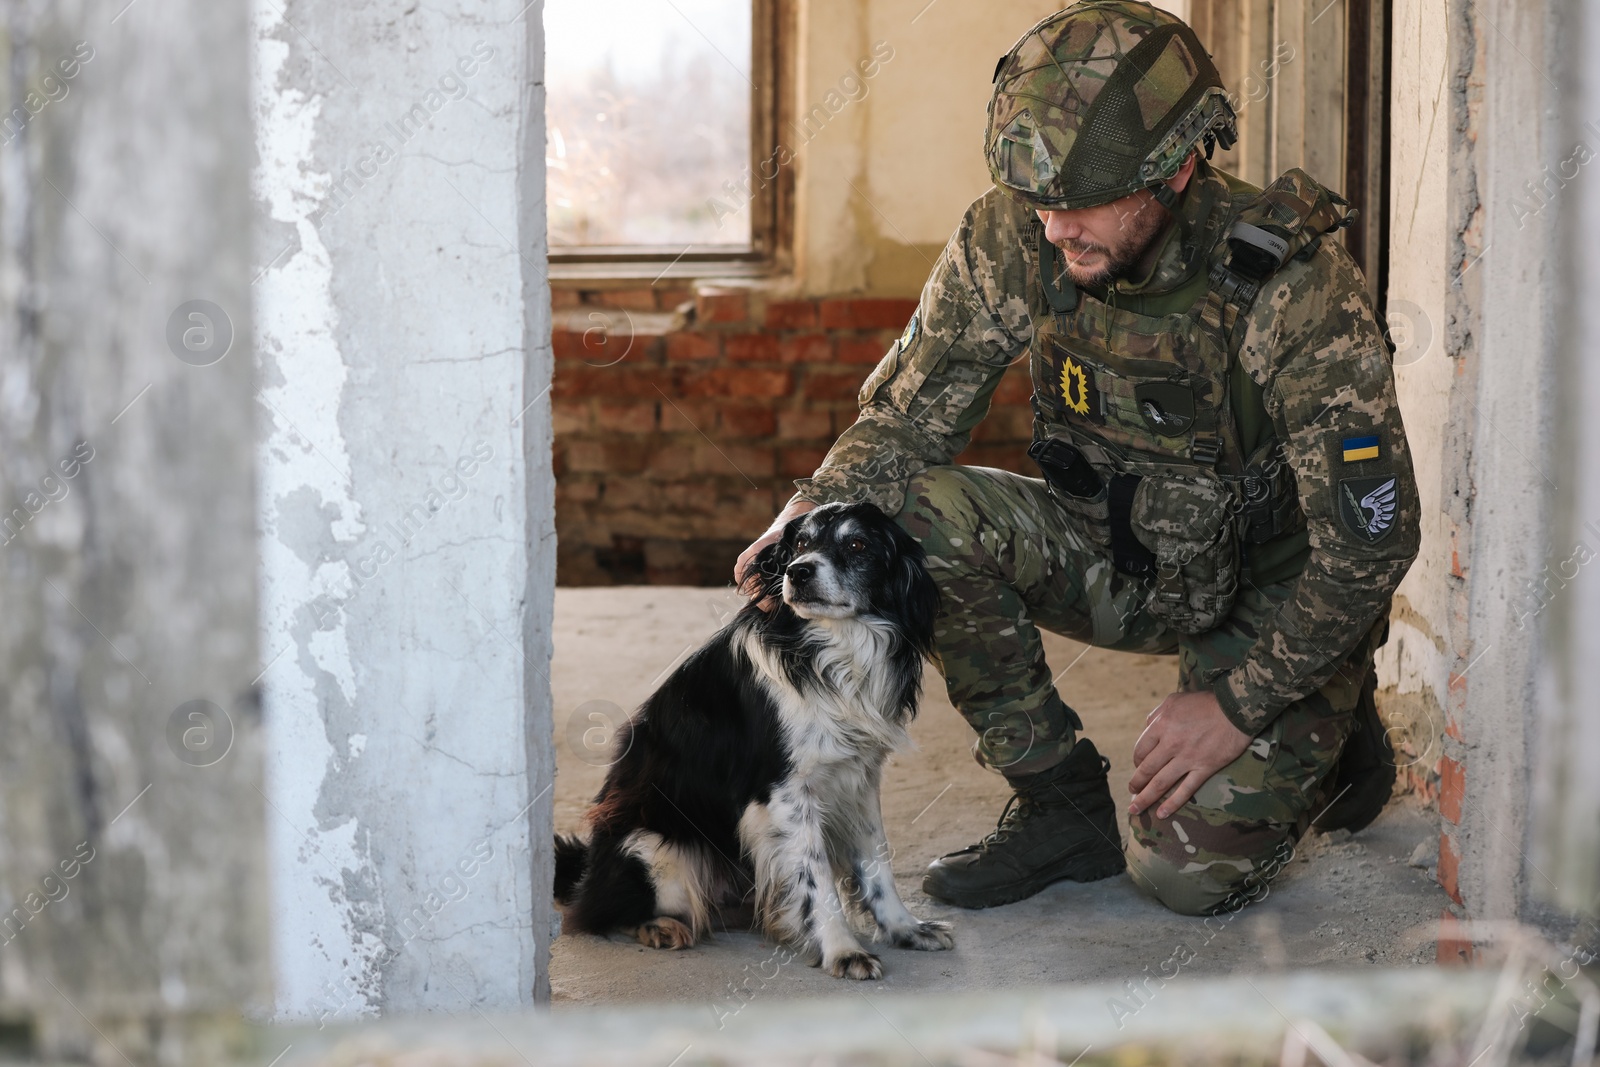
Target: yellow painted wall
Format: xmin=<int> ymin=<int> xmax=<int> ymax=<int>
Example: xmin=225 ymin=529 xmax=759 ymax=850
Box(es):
xmin=789 ymin=0 xmax=1194 ymax=297
xmin=791 ymin=0 xmax=1049 ymax=295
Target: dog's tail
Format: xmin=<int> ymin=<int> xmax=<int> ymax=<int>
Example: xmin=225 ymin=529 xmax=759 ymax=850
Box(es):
xmin=553 ymin=834 xmax=589 ymax=903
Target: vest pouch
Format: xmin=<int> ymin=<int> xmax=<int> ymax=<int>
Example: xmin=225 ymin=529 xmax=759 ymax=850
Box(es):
xmin=1130 ymin=473 xmax=1240 ymax=634
xmin=1028 ymin=437 xmax=1112 ymax=548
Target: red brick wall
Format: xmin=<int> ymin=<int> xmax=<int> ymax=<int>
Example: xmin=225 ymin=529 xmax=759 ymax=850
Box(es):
xmin=552 ymin=285 xmax=1036 ymax=585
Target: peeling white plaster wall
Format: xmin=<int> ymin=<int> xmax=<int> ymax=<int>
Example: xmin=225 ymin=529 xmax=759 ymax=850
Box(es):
xmin=252 ymin=1 xmax=376 ymax=1018
xmin=1374 ymin=0 xmax=1454 ymax=737
xmin=251 ymin=0 xmax=551 ymax=1018
xmin=1382 ymin=0 xmax=1572 ymax=925
xmin=1448 ymin=0 xmax=1560 ymax=923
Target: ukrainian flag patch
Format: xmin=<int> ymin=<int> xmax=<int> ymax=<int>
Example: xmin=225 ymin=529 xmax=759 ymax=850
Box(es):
xmin=1342 ymin=435 xmax=1380 ymax=462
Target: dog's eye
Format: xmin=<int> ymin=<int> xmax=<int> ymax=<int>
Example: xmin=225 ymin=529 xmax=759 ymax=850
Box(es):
xmin=846 ymin=537 xmax=867 ymax=553
xmin=794 ymin=536 xmax=810 ymax=551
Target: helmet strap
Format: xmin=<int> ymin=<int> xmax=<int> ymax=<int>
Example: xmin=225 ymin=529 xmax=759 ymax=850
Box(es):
xmin=1145 ymin=181 xmax=1192 ymax=266
xmin=1176 ymin=173 xmax=1224 ymax=272
xmin=1038 ymin=228 xmax=1079 ymax=315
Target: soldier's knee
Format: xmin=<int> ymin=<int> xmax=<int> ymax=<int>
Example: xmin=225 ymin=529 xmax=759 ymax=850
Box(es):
xmin=1126 ymin=843 xmax=1239 ymax=916
xmin=900 ymin=466 xmax=985 ymax=549
xmin=903 ymin=466 xmax=979 ymax=519
xmin=1125 ymin=818 xmax=1295 ymax=916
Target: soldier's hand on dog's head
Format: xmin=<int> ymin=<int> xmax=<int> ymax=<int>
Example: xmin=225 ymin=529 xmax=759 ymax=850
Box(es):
xmin=736 ymin=498 xmax=817 ymax=610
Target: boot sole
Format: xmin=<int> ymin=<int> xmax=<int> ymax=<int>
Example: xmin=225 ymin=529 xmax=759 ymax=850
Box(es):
xmin=922 ymin=851 xmax=1126 ymax=910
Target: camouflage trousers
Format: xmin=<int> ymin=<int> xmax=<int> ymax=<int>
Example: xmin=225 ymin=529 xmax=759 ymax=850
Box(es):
xmin=897 ymin=465 xmax=1382 ymax=916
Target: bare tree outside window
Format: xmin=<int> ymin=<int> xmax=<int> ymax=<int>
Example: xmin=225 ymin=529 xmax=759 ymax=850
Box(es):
xmin=545 ymin=0 xmax=753 ymax=252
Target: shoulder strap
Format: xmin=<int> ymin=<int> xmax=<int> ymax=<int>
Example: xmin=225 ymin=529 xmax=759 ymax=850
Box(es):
xmin=1207 ymin=169 xmax=1354 ymax=526
xmin=1209 ymin=167 xmax=1357 ymax=312
xmin=1196 ymin=170 xmax=1353 ymax=485
xmin=1200 ymin=167 xmax=1358 ymax=370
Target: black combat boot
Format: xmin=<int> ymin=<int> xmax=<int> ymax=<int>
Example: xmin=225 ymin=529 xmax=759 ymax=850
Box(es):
xmin=922 ymin=737 xmax=1125 ymax=908
xmin=1314 ymin=669 xmax=1395 ymax=834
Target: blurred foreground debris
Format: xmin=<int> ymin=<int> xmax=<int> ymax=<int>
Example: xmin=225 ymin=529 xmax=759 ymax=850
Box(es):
xmin=265 ymin=964 xmax=1598 ymax=1067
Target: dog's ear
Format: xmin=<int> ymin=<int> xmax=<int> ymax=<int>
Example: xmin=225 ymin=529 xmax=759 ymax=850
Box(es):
xmin=884 ymin=521 xmax=941 ymax=655
xmin=751 ymin=515 xmax=802 ymax=602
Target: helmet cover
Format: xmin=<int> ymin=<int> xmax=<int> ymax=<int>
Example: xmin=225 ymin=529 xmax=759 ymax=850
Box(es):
xmin=985 ymin=1 xmax=1237 ymax=209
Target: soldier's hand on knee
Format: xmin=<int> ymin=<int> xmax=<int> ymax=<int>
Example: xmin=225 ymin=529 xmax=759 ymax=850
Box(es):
xmin=735 ymin=498 xmax=817 ymax=609
xmin=1128 ymin=691 xmax=1252 ymax=820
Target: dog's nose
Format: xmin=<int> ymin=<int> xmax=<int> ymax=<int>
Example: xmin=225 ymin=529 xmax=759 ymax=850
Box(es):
xmin=786 ymin=561 xmax=814 ymax=584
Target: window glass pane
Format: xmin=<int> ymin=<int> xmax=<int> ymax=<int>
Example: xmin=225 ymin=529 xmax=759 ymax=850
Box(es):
xmin=545 ymin=0 xmax=753 ymax=249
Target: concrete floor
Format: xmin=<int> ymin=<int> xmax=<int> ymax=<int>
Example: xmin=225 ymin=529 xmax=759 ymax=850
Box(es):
xmin=550 ymin=586 xmax=1450 ymax=1012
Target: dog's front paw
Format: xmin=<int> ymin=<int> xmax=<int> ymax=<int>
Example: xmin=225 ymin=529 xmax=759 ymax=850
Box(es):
xmin=889 ymin=919 xmax=954 ymax=951
xmin=636 ymin=917 xmax=696 ymax=950
xmin=826 ymin=949 xmax=884 ymax=980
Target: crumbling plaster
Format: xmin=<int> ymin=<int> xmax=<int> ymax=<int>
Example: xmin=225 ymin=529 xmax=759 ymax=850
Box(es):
xmin=252 ymin=0 xmax=553 ymax=1018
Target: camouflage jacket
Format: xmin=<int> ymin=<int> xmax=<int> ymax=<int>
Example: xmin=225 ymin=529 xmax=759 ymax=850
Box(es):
xmin=794 ymin=166 xmax=1421 ymax=735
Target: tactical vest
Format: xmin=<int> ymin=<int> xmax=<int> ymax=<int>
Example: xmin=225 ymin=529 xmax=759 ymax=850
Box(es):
xmin=1026 ymin=168 xmax=1355 ymax=634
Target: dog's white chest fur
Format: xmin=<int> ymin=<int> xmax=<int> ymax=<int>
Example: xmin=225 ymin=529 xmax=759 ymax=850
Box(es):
xmin=732 ymin=613 xmax=949 ymax=978
xmin=741 ymin=616 xmax=907 ymax=775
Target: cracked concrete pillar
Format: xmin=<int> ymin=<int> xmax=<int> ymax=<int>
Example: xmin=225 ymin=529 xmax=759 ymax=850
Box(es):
xmin=0 ymin=0 xmax=267 ymax=1060
xmin=253 ymin=0 xmax=554 ymax=1018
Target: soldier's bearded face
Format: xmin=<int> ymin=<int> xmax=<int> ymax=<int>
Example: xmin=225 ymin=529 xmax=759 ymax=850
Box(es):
xmin=1037 ymin=189 xmax=1171 ymax=288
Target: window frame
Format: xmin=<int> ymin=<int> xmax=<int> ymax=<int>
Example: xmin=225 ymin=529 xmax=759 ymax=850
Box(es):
xmin=547 ymin=0 xmax=793 ymax=282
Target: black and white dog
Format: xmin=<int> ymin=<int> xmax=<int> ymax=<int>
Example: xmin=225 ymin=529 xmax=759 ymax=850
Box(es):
xmin=553 ymin=501 xmax=951 ymax=979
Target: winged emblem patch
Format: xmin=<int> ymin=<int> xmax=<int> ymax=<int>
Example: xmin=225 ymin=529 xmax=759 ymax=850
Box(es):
xmin=1338 ymin=475 xmax=1399 ymax=543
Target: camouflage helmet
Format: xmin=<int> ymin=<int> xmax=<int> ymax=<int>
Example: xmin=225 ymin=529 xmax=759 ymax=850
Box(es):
xmin=984 ymin=1 xmax=1237 ymax=210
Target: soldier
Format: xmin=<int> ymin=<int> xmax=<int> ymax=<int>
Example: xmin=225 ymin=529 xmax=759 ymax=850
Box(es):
xmin=736 ymin=0 xmax=1419 ymax=916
